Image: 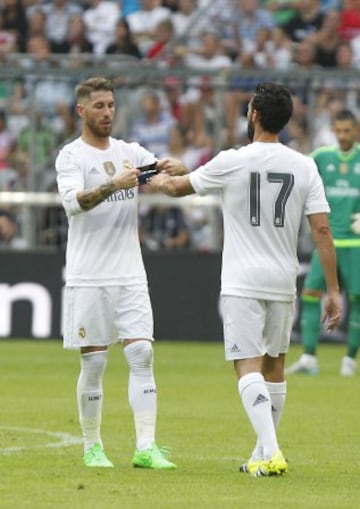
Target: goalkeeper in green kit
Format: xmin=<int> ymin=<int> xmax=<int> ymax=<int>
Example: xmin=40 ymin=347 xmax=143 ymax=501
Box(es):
xmin=287 ymin=110 xmax=360 ymax=376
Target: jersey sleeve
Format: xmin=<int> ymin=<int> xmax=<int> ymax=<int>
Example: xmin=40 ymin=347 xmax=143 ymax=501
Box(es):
xmin=128 ymin=142 xmax=157 ymax=167
xmin=189 ymin=149 xmax=238 ymax=195
xmin=56 ymin=145 xmax=84 ymax=217
xmin=304 ymin=159 xmax=330 ymax=216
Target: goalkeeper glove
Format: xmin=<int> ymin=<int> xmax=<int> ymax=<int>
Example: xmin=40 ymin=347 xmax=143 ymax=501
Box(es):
xmin=350 ymin=213 xmax=360 ymax=234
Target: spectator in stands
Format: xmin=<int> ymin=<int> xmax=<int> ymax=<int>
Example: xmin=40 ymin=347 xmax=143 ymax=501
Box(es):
xmin=139 ymin=205 xmax=190 ymax=250
xmin=26 ymin=8 xmax=47 ymax=40
xmin=67 ymin=13 xmax=94 ymax=55
xmin=22 ymin=35 xmax=75 ymax=136
xmin=1 ymin=0 xmax=28 ymax=51
xmin=162 ymin=75 xmax=203 ymax=142
xmin=83 ymin=0 xmax=121 ymax=55
xmin=268 ymin=27 xmax=293 ymax=69
xmin=105 ymin=17 xmax=141 ymax=58
xmin=146 ymin=18 xmax=175 ymax=63
xmin=0 ymin=11 xmax=18 ymax=57
xmin=283 ymin=0 xmax=324 ymax=42
xmin=292 ymin=38 xmax=319 ymax=69
xmin=338 ymin=0 xmax=360 ymax=41
xmin=309 ymin=8 xmax=341 ymax=67
xmin=161 ymin=124 xmax=211 ymax=171
xmin=17 ymin=108 xmax=57 ymax=173
xmin=230 ymin=0 xmax=276 ymax=55
xmin=130 ymin=88 xmax=176 ymax=157
xmin=176 ymin=29 xmax=233 ymax=70
xmin=0 ymin=208 xmax=16 ymax=246
xmin=122 ymin=0 xmax=141 ymax=17
xmin=171 ymin=0 xmax=206 ymax=46
xmin=0 ymin=109 xmax=16 ymax=173
xmin=42 ymin=0 xmax=83 ymax=53
xmin=287 ymin=116 xmax=311 ymax=154
xmin=313 ymin=91 xmax=344 ymax=147
xmin=127 ymin=0 xmax=171 ymax=55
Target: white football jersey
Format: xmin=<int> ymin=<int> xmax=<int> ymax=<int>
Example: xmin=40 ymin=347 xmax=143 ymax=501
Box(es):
xmin=56 ymin=137 xmax=156 ymax=286
xmin=189 ymin=142 xmax=330 ymax=301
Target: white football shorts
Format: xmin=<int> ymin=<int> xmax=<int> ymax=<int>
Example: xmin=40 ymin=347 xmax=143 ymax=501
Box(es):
xmin=221 ymin=295 xmax=295 ymax=360
xmin=63 ymin=284 xmax=154 ymax=349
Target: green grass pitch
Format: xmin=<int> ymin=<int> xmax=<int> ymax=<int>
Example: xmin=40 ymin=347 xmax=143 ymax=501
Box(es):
xmin=1 ymin=340 xmax=359 ymax=509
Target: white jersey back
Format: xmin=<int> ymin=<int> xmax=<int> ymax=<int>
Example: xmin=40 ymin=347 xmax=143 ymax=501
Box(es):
xmin=56 ymin=137 xmax=156 ymax=286
xmin=190 ymin=142 xmax=330 ymax=301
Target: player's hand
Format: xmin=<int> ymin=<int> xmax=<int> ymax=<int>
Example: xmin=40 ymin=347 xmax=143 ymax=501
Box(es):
xmin=350 ymin=213 xmax=360 ymax=234
xmin=147 ymin=172 xmax=171 ymax=192
xmin=156 ymin=158 xmax=188 ymax=176
xmin=113 ymin=168 xmax=140 ymax=189
xmin=321 ymin=291 xmax=342 ymax=332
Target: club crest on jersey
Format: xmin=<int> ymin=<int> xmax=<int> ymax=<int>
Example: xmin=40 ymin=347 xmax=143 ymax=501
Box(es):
xmin=339 ymin=163 xmax=349 ymax=174
xmin=122 ymin=159 xmax=133 ymax=170
xmin=78 ymin=327 xmax=86 ymax=339
xmin=103 ymin=161 xmax=116 ymax=176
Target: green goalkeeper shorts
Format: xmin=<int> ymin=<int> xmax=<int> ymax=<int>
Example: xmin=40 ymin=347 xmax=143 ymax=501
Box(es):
xmin=304 ymin=246 xmax=360 ymax=295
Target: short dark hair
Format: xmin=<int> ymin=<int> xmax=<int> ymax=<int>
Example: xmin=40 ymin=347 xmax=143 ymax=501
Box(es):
xmin=75 ymin=77 xmax=114 ymax=103
xmin=252 ymin=82 xmax=293 ymax=134
xmin=334 ymin=109 xmax=357 ymax=124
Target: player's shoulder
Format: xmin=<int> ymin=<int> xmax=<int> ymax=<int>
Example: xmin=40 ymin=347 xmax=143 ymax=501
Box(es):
xmin=310 ymin=145 xmax=338 ymax=159
xmin=56 ymin=137 xmax=83 ymax=161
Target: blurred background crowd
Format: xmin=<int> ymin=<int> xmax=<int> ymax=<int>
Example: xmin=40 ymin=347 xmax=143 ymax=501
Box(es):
xmin=0 ymin=0 xmax=360 ymax=251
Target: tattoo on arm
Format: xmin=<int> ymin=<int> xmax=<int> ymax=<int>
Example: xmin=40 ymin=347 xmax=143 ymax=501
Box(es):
xmin=78 ymin=180 xmax=117 ymax=211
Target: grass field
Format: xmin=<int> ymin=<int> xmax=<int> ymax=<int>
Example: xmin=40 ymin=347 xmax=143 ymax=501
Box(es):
xmin=1 ymin=340 xmax=359 ymax=509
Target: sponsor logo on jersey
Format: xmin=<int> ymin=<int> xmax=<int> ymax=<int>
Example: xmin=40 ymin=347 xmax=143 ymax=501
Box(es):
xmin=339 ymin=163 xmax=349 ymax=174
xmin=326 ymin=164 xmax=335 ymax=172
xmin=106 ymin=188 xmax=135 ymax=202
xmin=103 ymin=161 xmax=116 ymax=176
xmin=78 ymin=327 xmax=86 ymax=339
xmin=122 ymin=159 xmax=133 ymax=170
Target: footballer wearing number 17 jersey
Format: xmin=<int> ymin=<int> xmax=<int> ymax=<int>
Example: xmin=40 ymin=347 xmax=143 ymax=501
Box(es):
xmin=150 ymin=82 xmax=341 ymax=476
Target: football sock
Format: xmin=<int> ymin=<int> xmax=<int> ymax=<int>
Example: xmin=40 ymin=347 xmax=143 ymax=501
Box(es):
xmin=124 ymin=340 xmax=157 ymax=451
xmin=266 ymin=381 xmax=287 ymax=429
xmin=238 ymin=372 xmax=279 ymax=460
xmin=300 ymin=294 xmax=321 ymax=355
xmin=249 ymin=381 xmax=286 ymax=461
xmin=77 ymin=350 xmax=108 ymax=452
xmin=347 ymin=296 xmax=360 ymax=359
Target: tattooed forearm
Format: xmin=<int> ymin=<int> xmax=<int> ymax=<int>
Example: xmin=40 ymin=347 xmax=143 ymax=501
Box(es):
xmin=77 ymin=180 xmax=117 ymax=211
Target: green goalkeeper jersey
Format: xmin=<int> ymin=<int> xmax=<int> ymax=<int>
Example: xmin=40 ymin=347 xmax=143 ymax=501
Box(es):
xmin=311 ymin=143 xmax=360 ymax=244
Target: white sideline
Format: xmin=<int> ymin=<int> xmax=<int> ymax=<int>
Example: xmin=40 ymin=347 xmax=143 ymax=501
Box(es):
xmin=0 ymin=425 xmax=82 ymax=454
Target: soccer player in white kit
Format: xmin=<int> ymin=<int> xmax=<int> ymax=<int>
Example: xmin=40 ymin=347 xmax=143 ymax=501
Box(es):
xmin=149 ymin=82 xmax=341 ymax=476
xmin=56 ymin=77 xmax=176 ymax=470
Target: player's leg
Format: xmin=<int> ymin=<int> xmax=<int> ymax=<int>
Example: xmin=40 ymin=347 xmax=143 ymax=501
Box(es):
xmin=63 ymin=286 xmax=114 ymax=467
xmin=286 ymin=251 xmax=326 ymax=375
xmin=250 ymin=300 xmax=295 ymax=476
xmin=341 ymin=247 xmax=360 ymax=375
xmin=117 ymin=284 xmax=176 ymax=469
xmin=223 ymin=296 xmax=282 ymax=475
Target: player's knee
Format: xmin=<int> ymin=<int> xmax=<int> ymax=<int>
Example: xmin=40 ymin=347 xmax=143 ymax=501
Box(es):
xmin=124 ymin=340 xmax=153 ymax=372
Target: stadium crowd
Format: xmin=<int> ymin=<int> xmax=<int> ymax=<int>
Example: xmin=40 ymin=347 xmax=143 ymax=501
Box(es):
xmin=0 ymin=0 xmax=360 ymax=249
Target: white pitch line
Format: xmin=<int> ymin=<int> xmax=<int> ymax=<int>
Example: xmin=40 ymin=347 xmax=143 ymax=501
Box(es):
xmin=0 ymin=425 xmax=82 ymax=454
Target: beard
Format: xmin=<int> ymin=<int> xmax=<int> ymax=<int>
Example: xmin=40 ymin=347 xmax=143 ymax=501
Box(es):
xmin=87 ymin=117 xmax=112 ymax=138
xmin=247 ymin=119 xmax=254 ymax=142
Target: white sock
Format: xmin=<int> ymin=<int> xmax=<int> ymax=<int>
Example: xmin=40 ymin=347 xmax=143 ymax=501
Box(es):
xmin=266 ymin=381 xmax=287 ymax=429
xmin=250 ymin=381 xmax=287 ymax=460
xmin=124 ymin=340 xmax=157 ymax=451
xmin=77 ymin=350 xmax=107 ymax=453
xmin=238 ymin=372 xmax=279 ymax=460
